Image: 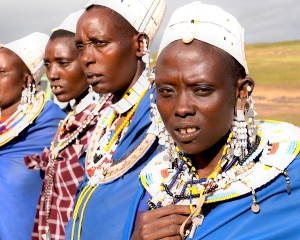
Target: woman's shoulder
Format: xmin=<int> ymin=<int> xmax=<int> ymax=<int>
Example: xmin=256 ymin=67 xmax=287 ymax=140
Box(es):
xmin=35 ymin=99 xmax=66 ymax=124
xmin=258 ymin=120 xmax=300 ymax=141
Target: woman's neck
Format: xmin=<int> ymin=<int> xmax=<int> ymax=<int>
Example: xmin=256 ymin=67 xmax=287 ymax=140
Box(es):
xmin=192 ymin=131 xmax=230 ymax=178
xmin=74 ymin=87 xmax=90 ymax=105
xmin=113 ymin=61 xmax=146 ymax=102
xmin=0 ymin=100 xmax=21 ymax=118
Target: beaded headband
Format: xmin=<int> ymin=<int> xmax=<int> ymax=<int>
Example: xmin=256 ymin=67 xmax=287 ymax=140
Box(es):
xmin=158 ymin=1 xmax=248 ymax=74
xmin=0 ymin=32 xmax=49 ymax=84
xmin=85 ymin=0 xmax=167 ymax=45
xmin=51 ymin=9 xmax=84 ymax=34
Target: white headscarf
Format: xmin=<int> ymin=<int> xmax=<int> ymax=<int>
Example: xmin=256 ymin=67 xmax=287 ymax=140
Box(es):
xmin=52 ymin=9 xmax=84 ymax=33
xmin=158 ymin=1 xmax=248 ymax=73
xmin=85 ymin=0 xmax=167 ymax=45
xmin=0 ymin=32 xmax=49 ymax=84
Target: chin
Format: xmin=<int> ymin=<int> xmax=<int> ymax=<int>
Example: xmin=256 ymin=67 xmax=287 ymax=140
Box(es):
xmin=55 ymin=95 xmax=71 ymax=103
xmin=175 ymin=141 xmax=202 ymax=155
xmin=91 ymin=85 xmax=109 ymax=94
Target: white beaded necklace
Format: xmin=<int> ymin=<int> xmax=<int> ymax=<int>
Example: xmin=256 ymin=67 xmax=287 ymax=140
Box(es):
xmin=85 ymin=72 xmax=152 ymax=186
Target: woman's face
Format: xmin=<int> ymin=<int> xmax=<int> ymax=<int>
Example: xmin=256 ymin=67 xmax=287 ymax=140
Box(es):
xmin=0 ymin=48 xmax=26 ymax=115
xmin=44 ymin=37 xmax=89 ymax=102
xmin=156 ymin=40 xmax=237 ymax=155
xmin=75 ymin=7 xmax=138 ymax=97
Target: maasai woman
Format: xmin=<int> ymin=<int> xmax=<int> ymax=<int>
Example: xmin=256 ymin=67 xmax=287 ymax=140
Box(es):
xmin=65 ymin=0 xmax=166 ymax=239
xmin=0 ymin=33 xmax=65 ymax=239
xmin=135 ymin=2 xmax=300 ymax=239
xmin=24 ymin=10 xmax=104 ymax=240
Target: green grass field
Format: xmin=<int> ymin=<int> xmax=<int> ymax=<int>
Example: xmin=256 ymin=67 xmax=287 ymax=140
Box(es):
xmin=246 ymin=40 xmax=300 ymax=126
xmin=246 ymin=40 xmax=300 ymax=87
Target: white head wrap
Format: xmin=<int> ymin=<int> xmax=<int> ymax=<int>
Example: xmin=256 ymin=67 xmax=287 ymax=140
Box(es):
xmin=52 ymin=9 xmax=84 ymax=33
xmin=158 ymin=1 xmax=248 ymax=73
xmin=85 ymin=0 xmax=167 ymax=45
xmin=0 ymin=32 xmax=49 ymax=84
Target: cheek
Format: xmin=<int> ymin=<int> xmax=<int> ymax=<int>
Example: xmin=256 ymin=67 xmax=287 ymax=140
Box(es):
xmin=156 ymin=96 xmax=174 ymax=128
xmin=0 ymin=77 xmax=23 ymax=102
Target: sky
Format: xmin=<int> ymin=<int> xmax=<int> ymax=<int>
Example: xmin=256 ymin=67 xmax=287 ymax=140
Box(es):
xmin=0 ymin=0 xmax=299 ymax=52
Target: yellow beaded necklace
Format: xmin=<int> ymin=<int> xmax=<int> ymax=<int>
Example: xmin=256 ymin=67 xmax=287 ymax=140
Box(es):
xmin=71 ymin=86 xmax=148 ymax=240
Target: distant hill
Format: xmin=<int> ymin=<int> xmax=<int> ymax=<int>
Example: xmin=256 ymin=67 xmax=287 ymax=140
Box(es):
xmin=246 ymin=40 xmax=300 ymax=87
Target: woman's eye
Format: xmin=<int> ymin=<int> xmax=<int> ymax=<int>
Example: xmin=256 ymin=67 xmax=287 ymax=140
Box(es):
xmin=194 ymin=87 xmax=213 ymax=95
xmin=0 ymin=69 xmax=5 ymax=73
xmin=93 ymin=40 xmax=106 ymax=47
xmin=59 ymin=61 xmax=69 ymax=67
xmin=158 ymin=88 xmax=174 ymax=97
xmin=76 ymin=44 xmax=84 ymax=50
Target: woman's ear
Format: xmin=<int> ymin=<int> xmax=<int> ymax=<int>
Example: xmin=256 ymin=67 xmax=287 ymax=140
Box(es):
xmin=136 ymin=33 xmax=150 ymax=58
xmin=22 ymin=73 xmax=34 ymax=89
xmin=236 ymin=76 xmax=255 ymax=111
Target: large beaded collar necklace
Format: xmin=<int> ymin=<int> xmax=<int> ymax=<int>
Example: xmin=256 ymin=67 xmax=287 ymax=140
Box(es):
xmin=0 ymin=91 xmax=46 ymax=147
xmin=85 ymin=72 xmax=152 ymax=186
xmin=140 ymin=120 xmax=300 ymax=238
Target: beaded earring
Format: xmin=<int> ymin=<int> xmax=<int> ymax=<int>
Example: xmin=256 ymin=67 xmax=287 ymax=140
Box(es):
xmin=245 ymin=86 xmax=257 ymax=146
xmin=142 ymin=37 xmax=154 ymax=80
xmin=21 ymin=82 xmax=36 ymax=106
xmin=149 ymin=95 xmax=178 ymax=167
xmin=226 ymin=86 xmax=258 ymax=165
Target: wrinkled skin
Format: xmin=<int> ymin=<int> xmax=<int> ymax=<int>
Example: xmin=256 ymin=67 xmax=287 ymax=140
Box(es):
xmin=75 ymin=7 xmax=146 ymax=101
xmin=0 ymin=48 xmax=33 ymax=117
xmin=132 ymin=40 xmax=253 ymax=239
xmin=44 ymin=37 xmax=89 ymax=103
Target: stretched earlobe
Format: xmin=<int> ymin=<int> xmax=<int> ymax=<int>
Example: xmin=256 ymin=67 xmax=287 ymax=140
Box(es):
xmin=136 ymin=33 xmax=150 ymax=58
xmin=237 ymin=76 xmax=255 ymax=111
xmin=22 ymin=73 xmax=34 ymax=89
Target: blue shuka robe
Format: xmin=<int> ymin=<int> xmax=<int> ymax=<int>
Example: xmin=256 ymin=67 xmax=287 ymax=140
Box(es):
xmin=65 ymin=87 xmax=159 ymax=240
xmin=0 ymin=100 xmax=65 ymax=240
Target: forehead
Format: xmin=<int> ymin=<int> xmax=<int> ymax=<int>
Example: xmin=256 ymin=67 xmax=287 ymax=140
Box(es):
xmin=155 ymin=40 xmax=231 ymax=84
xmin=45 ymin=37 xmax=76 ymax=57
xmin=0 ymin=48 xmax=23 ymax=66
xmin=76 ymin=8 xmax=116 ymax=38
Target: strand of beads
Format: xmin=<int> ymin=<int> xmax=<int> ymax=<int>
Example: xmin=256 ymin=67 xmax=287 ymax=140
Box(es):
xmin=103 ymin=89 xmax=147 ymax=152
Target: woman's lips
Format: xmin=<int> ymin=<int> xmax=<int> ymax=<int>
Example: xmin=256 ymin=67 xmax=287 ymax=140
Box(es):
xmin=173 ymin=127 xmax=201 ymax=142
xmin=52 ymin=86 xmax=63 ymax=95
xmin=86 ymin=73 xmax=103 ymax=86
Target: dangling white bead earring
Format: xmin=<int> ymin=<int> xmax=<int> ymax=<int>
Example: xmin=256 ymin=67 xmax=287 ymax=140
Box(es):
xmin=20 ymin=82 xmax=36 ymax=107
xmin=149 ymin=93 xmax=177 ymax=167
xmin=142 ymin=36 xmax=154 ymax=80
xmin=245 ymin=86 xmax=257 ymax=146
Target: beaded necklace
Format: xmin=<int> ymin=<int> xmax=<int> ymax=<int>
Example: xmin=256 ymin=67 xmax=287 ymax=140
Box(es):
xmin=0 ymin=92 xmax=46 ymax=147
xmin=85 ymin=72 xmax=152 ymax=185
xmin=71 ymin=72 xmax=152 ymax=240
xmin=43 ymin=93 xmax=108 ymax=240
xmin=140 ymin=121 xmax=300 ymax=239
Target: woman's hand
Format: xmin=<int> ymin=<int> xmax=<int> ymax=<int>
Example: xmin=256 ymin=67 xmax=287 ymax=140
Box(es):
xmin=131 ymin=205 xmax=191 ymax=240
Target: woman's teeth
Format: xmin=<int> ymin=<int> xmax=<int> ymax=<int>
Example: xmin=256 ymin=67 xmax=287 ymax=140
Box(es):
xmin=52 ymin=86 xmax=61 ymax=90
xmin=179 ymin=128 xmax=196 ymax=134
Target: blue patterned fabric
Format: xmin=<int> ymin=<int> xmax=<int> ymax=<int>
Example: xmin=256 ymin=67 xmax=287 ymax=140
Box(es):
xmin=0 ymin=101 xmax=65 ymax=240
